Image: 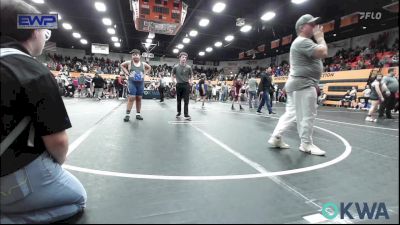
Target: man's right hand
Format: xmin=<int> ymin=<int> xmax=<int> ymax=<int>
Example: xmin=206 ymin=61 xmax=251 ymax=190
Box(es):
xmin=313 ymin=25 xmax=325 ymax=42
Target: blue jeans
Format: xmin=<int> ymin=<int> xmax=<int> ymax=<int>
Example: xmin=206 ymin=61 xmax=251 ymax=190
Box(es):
xmin=1 ymin=152 xmax=87 ymax=224
xmin=248 ymin=91 xmax=258 ymax=108
xmin=258 ymin=91 xmax=273 ymax=113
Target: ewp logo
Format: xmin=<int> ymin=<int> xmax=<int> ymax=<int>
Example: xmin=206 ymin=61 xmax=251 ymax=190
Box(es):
xmin=322 ymin=202 xmax=390 ymax=220
xmin=17 ymin=14 xmax=58 ymax=29
xmin=360 ymin=12 xmax=382 ymax=20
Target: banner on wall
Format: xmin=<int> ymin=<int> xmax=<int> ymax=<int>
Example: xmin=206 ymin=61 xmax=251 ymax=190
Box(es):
xmin=271 ymin=39 xmax=280 ymax=49
xmin=340 ymin=12 xmax=359 ymax=28
xmin=322 ymin=20 xmax=335 ymax=33
xmin=272 ymin=68 xmax=397 ymax=84
xmin=281 ymin=35 xmax=293 ymax=46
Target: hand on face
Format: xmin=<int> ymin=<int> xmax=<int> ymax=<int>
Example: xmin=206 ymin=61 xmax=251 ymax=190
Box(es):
xmin=313 ymin=24 xmax=324 ymax=41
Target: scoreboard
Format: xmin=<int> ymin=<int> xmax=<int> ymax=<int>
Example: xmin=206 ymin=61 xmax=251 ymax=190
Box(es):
xmin=131 ymin=0 xmax=188 ymax=35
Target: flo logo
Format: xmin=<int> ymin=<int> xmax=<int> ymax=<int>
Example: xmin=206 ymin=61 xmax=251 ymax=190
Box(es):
xmin=360 ymin=12 xmax=382 ymax=20
xmin=322 ymin=202 xmax=389 ymax=220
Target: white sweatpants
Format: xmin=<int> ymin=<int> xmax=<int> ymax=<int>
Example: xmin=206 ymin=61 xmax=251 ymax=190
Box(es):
xmin=271 ymin=86 xmax=318 ymax=145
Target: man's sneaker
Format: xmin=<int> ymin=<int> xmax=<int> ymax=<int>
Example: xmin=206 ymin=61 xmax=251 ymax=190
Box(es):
xmin=136 ymin=115 xmax=144 ymax=120
xmin=239 ymin=106 xmax=244 ymax=111
xmin=365 ymin=116 xmax=374 ymax=122
xmin=256 ymin=111 xmax=263 ymax=114
xmin=176 ymin=113 xmax=181 ymax=118
xmin=299 ymin=143 xmax=326 ymax=156
xmin=184 ymin=115 xmax=191 ymax=120
xmin=123 ymin=115 xmax=130 ymax=122
xmin=231 ymin=105 xmax=235 ymax=110
xmin=269 ymin=111 xmax=276 ymax=115
xmin=268 ymin=136 xmax=290 ymax=149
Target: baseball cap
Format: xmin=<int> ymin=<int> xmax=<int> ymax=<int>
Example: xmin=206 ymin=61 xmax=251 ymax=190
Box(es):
xmin=179 ymin=52 xmax=188 ymax=58
xmin=295 ymin=14 xmax=320 ymax=32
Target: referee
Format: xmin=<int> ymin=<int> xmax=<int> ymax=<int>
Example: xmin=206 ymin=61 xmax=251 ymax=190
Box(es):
xmin=268 ymin=14 xmax=328 ymax=156
xmin=172 ymin=52 xmax=194 ymax=120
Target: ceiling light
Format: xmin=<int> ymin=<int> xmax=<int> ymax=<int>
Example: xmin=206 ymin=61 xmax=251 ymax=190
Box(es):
xmin=214 ymin=41 xmax=223 ymax=47
xmin=199 ymin=18 xmax=210 ymax=27
xmin=177 ymin=44 xmax=184 ymax=49
xmin=146 ymin=39 xmax=153 ymax=43
xmin=199 ymin=52 xmax=205 ymax=56
xmin=114 ymin=42 xmax=121 ymax=47
xmin=95 ymin=2 xmax=106 ymax=12
xmin=107 ymin=28 xmax=115 ymax=34
xmin=173 ymin=49 xmax=179 ymax=54
xmin=225 ymin=35 xmax=234 ymax=42
xmin=363 ymin=26 xmax=367 ymax=29
xmin=261 ymin=11 xmax=276 ymax=21
xmin=80 ymin=39 xmax=88 ymax=44
xmin=31 ymin=0 xmax=44 ymax=4
xmin=145 ymin=43 xmax=151 ymax=48
xmin=189 ymin=30 xmax=198 ymax=37
xmin=72 ymin=32 xmax=81 ymax=38
xmin=49 ymin=12 xmax=61 ymax=20
xmin=111 ymin=36 xmax=118 ymax=42
xmin=148 ymin=33 xmax=155 ymax=39
xmin=206 ymin=47 xmax=213 ymax=52
xmin=291 ymin=0 xmax=308 ymax=4
xmin=183 ymin=37 xmax=190 ymax=44
xmin=62 ymin=23 xmax=72 ymax=30
xmin=212 ymin=2 xmax=226 ymax=13
xmin=333 ymin=33 xmax=337 ymax=36
xmin=102 ymin=18 xmax=112 ymax=26
xmin=240 ymin=25 xmax=252 ymax=32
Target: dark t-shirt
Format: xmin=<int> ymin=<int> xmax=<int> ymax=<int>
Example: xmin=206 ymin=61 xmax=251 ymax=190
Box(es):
xmin=92 ymin=76 xmax=105 ymax=88
xmin=1 ymin=37 xmax=72 ymax=177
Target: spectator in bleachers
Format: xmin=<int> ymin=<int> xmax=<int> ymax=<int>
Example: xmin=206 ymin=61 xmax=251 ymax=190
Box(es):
xmin=220 ymin=82 xmax=228 ymax=102
xmin=379 ymin=56 xmax=390 ymax=67
xmin=114 ymin=74 xmax=124 ymax=100
xmin=362 ymin=85 xmax=371 ymax=109
xmin=349 ymin=86 xmax=358 ymax=109
xmin=338 ymin=90 xmax=352 ymax=107
xmin=392 ymin=53 xmax=399 ymax=66
xmin=92 ymin=73 xmax=106 ymax=100
xmin=77 ymin=73 xmax=86 ymax=98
